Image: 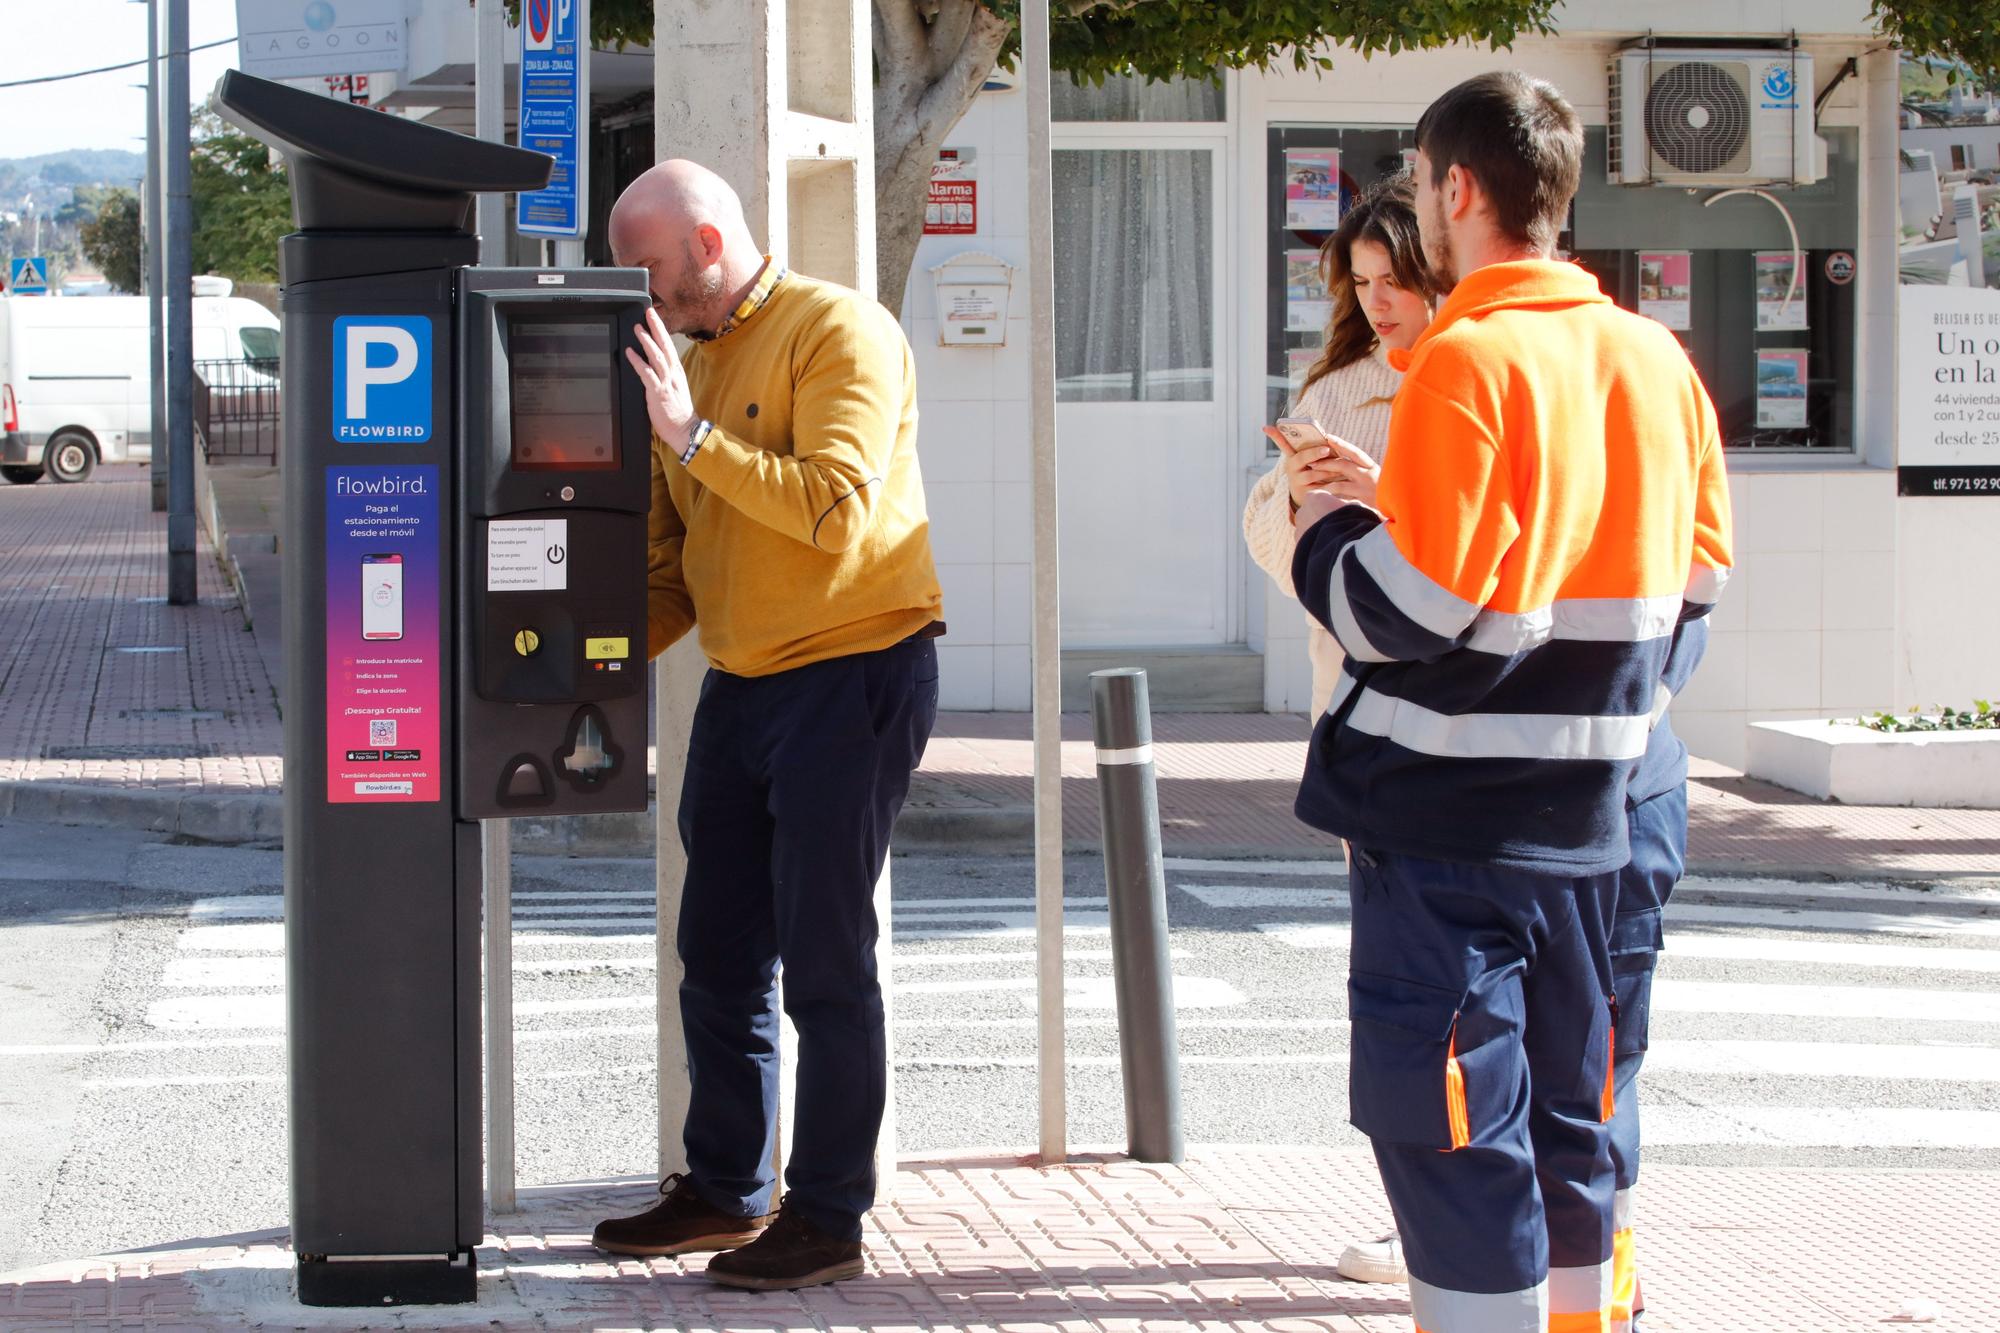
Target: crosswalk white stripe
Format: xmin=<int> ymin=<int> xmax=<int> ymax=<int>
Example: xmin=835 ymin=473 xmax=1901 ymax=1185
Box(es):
xmin=1654 ymin=980 xmax=2000 ymax=1022
xmin=1666 ymin=903 xmax=2000 ymax=938
xmin=513 ymin=904 xmax=658 ymax=918
xmin=520 ymin=912 xmax=660 ymax=924
xmin=514 ymin=890 xmax=656 ymax=902
xmin=893 ymin=897 xmax=1108 ymax=911
xmin=189 ymin=896 xmax=282 ymax=920
xmin=1641 ymin=1106 xmax=2000 ymax=1149
xmin=1256 ymin=922 xmax=2000 ymax=973
xmin=163 ymin=957 xmax=282 ymax=988
xmin=178 ymin=923 xmax=284 ymax=952
xmin=1641 ymin=1041 xmax=2000 ymax=1081
xmin=1179 ymin=882 xmax=2000 ymax=926
xmin=1166 ymin=859 xmax=1335 ymax=878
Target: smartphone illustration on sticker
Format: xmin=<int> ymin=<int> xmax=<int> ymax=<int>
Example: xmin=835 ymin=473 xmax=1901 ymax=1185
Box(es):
xmin=362 ymin=553 xmax=404 ymax=641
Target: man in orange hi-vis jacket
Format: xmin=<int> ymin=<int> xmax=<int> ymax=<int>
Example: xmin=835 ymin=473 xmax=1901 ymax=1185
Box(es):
xmin=1291 ymin=72 xmax=1733 ymax=1333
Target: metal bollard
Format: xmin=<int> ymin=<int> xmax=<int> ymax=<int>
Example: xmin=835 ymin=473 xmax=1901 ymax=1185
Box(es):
xmin=1089 ymin=668 xmax=1185 ymax=1164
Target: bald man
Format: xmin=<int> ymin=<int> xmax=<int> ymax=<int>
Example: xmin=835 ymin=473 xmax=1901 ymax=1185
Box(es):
xmin=590 ymin=161 xmax=944 ymax=1290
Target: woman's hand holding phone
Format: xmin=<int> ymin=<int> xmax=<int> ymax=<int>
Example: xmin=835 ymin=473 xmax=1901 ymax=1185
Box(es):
xmin=1265 ymin=418 xmax=1379 ymax=514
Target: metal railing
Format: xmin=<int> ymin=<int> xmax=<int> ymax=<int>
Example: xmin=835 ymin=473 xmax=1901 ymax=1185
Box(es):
xmin=193 ymin=357 xmax=282 ymax=463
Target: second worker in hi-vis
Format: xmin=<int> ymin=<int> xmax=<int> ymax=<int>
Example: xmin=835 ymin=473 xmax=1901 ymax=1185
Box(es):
xmin=592 ymin=160 xmax=945 ymax=1292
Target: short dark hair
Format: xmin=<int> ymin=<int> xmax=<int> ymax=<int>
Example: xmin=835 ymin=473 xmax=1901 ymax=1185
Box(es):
xmin=1415 ymin=71 xmax=1582 ymax=253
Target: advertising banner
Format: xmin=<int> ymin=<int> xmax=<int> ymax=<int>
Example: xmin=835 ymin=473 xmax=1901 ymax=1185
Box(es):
xmin=1286 ymin=249 xmax=1330 ymax=332
xmin=325 ymin=466 xmax=442 ymax=803
xmin=1638 ymin=251 xmax=1691 ymax=330
xmin=1898 ymin=62 xmax=2000 ymax=495
xmin=1284 ymin=150 xmax=1342 ymax=230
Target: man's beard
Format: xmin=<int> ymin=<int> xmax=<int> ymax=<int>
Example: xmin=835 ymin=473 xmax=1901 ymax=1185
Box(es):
xmin=666 ymin=251 xmax=728 ymax=336
xmin=1421 ymin=198 xmax=1457 ymax=289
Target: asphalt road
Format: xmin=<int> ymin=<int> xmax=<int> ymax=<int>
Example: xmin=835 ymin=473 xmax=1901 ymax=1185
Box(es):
xmin=4 ymin=818 xmax=1998 ymax=1274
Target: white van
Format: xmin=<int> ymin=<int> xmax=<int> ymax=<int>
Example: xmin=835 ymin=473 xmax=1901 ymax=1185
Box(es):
xmin=0 ymin=288 xmax=280 ymax=483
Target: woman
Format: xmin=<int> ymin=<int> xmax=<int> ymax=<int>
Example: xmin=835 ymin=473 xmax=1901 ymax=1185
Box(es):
xmin=1243 ymin=174 xmax=1437 ymax=717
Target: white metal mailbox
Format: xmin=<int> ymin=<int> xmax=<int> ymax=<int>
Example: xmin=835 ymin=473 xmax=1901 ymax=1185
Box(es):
xmin=929 ymin=251 xmax=1014 ymax=346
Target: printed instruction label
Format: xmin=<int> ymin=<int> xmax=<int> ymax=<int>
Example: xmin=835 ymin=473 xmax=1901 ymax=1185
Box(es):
xmin=324 ymin=466 xmax=441 ymax=804
xmin=488 ymin=518 xmax=569 ymax=591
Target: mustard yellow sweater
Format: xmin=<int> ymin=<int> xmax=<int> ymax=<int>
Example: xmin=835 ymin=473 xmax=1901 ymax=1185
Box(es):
xmin=647 ymin=272 xmax=944 ymax=676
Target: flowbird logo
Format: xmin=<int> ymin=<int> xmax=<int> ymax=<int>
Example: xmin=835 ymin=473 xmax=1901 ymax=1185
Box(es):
xmin=332 ymin=317 xmax=433 ymax=442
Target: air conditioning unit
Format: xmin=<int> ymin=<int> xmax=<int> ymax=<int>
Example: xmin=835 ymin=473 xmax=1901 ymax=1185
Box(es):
xmin=1608 ymin=47 xmax=1827 ymax=187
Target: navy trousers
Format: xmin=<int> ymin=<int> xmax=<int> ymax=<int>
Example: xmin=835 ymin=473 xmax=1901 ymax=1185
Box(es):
xmin=1608 ymin=783 xmax=1687 ymax=1329
xmin=1348 ymin=847 xmax=1620 ymax=1333
xmin=675 ymin=636 xmax=938 ymax=1242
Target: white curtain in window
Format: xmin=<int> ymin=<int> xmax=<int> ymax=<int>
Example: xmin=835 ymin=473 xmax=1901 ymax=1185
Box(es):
xmin=1053 ymin=149 xmax=1214 ymax=403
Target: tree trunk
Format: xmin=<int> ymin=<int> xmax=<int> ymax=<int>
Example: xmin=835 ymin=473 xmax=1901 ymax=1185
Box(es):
xmin=872 ymin=0 xmax=1013 ymax=317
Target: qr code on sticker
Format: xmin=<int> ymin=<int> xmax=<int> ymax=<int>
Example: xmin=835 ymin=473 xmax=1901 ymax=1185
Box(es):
xmin=369 ymin=719 xmax=397 ymax=747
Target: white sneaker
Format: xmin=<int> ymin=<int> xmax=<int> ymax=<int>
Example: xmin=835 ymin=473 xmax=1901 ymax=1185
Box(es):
xmin=1336 ymin=1232 xmax=1407 ymax=1285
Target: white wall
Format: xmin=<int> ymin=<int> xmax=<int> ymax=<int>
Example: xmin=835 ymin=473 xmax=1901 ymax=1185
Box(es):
xmin=1896 ymin=503 xmax=2000 ymax=711
xmin=904 ymin=87 xmax=1035 ymax=710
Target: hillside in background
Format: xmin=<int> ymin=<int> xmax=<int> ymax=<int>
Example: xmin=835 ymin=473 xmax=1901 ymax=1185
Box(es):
xmin=0 ymin=150 xmax=148 ymax=208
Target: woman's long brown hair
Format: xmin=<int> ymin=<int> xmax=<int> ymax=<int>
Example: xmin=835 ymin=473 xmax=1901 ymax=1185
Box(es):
xmin=1299 ymin=173 xmax=1435 ymax=398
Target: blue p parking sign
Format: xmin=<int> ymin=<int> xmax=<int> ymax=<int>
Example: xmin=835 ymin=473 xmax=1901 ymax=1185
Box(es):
xmin=332 ymin=316 xmax=433 ymax=442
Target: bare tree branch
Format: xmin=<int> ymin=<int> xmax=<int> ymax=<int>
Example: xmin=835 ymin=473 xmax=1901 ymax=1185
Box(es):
xmin=873 ymin=0 xmax=928 ymax=69
xmin=925 ymin=0 xmax=980 ymax=84
xmin=915 ymin=0 xmax=1009 ymax=130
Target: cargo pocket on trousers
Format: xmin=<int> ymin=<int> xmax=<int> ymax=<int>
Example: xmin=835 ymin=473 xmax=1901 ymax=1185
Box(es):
xmin=1609 ymin=907 xmax=1663 ymax=1059
xmin=1348 ymin=969 xmax=1473 ymax=1151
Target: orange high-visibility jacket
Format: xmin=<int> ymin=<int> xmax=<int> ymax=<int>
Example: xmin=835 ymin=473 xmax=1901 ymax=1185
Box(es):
xmin=1294 ymin=260 xmax=1734 ymax=875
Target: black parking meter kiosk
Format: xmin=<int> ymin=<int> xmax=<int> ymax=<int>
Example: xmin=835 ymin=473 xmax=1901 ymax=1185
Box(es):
xmin=217 ymin=71 xmax=651 ymax=1307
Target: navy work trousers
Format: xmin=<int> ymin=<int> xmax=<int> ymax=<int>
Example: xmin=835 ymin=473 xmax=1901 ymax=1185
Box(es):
xmin=1348 ymin=846 xmax=1620 ymax=1333
xmin=674 ymin=636 xmax=938 ymax=1242
xmin=1608 ymin=783 xmax=1688 ymax=1330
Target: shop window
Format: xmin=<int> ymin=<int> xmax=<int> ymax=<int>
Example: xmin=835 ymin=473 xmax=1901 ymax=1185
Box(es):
xmin=1264 ymin=124 xmax=1862 ymax=453
xmin=1053 ymin=71 xmax=1224 ymax=123
xmin=1053 ymin=149 xmax=1214 ymax=402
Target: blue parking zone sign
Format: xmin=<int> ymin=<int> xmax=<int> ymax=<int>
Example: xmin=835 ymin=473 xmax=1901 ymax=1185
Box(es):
xmin=333 ymin=316 xmax=433 ymax=442
xmin=9 ymin=257 xmax=49 ymax=293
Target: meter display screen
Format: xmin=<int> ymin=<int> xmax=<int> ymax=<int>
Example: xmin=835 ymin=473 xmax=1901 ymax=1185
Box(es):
xmin=509 ymin=320 xmax=618 ymax=471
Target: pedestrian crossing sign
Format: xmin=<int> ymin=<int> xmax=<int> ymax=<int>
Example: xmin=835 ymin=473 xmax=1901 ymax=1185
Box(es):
xmin=8 ymin=256 xmax=48 ymax=294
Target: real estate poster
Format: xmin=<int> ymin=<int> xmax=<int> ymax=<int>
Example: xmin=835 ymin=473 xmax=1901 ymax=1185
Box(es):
xmin=1638 ymin=251 xmax=1692 ymax=330
xmin=1755 ymin=251 xmax=1809 ymax=330
xmin=1896 ymin=60 xmax=2000 ymax=495
xmin=1287 ymin=346 xmax=1321 ymax=401
xmin=1284 ymin=149 xmax=1342 ymax=229
xmin=1286 ymin=250 xmax=1331 ymax=332
xmin=1755 ymin=350 xmax=1809 ymax=428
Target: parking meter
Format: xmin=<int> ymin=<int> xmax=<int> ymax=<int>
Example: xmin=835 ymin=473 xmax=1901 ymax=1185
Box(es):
xmin=458 ymin=269 xmax=651 ymax=818
xmin=216 ymin=71 xmax=651 ymax=1307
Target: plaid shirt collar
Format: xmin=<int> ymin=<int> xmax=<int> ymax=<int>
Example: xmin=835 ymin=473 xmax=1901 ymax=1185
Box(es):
xmin=688 ymin=256 xmax=787 ymax=343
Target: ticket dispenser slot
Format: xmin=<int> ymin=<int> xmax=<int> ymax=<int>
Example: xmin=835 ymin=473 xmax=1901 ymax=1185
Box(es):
xmin=456 ymin=269 xmax=651 ymax=820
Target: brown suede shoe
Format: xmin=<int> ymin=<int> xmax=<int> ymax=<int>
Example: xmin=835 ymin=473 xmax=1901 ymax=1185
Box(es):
xmin=703 ymin=1199 xmax=865 ymax=1290
xmin=591 ymin=1173 xmax=774 ymax=1258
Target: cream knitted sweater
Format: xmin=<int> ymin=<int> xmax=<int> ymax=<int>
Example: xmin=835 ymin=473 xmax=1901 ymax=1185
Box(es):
xmin=1243 ymin=346 xmax=1402 ymax=716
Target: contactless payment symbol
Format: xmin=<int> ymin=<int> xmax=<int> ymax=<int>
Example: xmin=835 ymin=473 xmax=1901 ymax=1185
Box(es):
xmin=333 ymin=316 xmax=432 ymax=442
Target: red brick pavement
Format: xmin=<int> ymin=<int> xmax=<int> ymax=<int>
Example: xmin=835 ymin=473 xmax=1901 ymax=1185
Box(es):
xmin=0 ymin=470 xmax=280 ymax=795
xmin=0 ymin=1149 xmax=1984 ymax=1330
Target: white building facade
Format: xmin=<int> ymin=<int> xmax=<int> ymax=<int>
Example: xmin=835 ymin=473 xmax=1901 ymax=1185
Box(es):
xmin=384 ymin=0 xmax=1999 ymax=769
xmin=903 ymin=0 xmax=1998 ymax=772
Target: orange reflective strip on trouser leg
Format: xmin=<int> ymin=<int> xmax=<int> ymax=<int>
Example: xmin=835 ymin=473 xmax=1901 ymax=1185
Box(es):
xmin=1609 ymin=1225 xmax=1637 ymax=1332
xmin=1445 ymin=1026 xmax=1472 ymax=1151
xmin=1601 ymin=1011 xmax=1617 ymax=1124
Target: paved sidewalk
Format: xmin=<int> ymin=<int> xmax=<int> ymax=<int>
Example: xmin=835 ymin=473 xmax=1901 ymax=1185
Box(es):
xmin=0 ymin=1148 xmax=1983 ymax=1331
xmin=4 ymin=473 xmax=1999 ymax=877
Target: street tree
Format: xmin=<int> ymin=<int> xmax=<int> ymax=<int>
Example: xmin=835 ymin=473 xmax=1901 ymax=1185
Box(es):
xmin=588 ymin=0 xmax=1998 ymax=314
xmin=79 ymin=190 xmax=143 ymax=293
xmin=189 ymin=112 xmax=292 ymax=285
